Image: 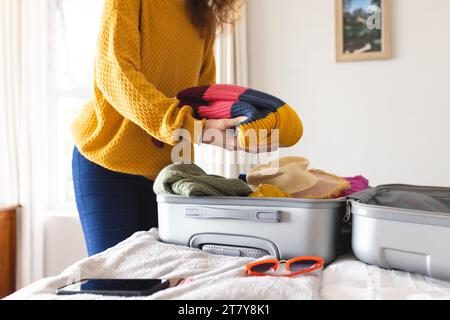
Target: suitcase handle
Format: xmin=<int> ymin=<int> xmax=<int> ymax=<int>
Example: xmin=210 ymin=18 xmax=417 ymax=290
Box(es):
xmin=201 ymin=244 xmax=269 ymax=258
xmin=190 ymin=233 xmax=280 ymax=259
xmin=185 ymin=207 xmax=281 ymax=223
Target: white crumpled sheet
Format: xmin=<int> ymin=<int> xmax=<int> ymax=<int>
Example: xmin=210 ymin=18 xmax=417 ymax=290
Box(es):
xmin=5 ymin=229 xmax=450 ymax=300
xmin=321 ymin=255 xmax=450 ymax=300
xmin=5 ymin=229 xmax=320 ymax=300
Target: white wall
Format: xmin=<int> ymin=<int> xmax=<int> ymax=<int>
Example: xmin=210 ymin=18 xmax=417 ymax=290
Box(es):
xmin=44 ymin=217 xmax=87 ymax=277
xmin=247 ymin=0 xmax=450 ymax=186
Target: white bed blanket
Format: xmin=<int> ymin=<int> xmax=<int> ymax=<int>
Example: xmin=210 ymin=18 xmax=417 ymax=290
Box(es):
xmin=5 ymin=229 xmax=320 ymax=300
xmin=5 ymin=229 xmax=450 ymax=300
xmin=321 ymin=255 xmax=450 ymax=300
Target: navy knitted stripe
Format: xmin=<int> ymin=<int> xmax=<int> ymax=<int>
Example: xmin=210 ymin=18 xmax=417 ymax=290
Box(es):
xmin=177 ymin=86 xmax=209 ymax=107
xmin=238 ymin=89 xmax=286 ymax=111
xmin=231 ymin=101 xmax=272 ymax=124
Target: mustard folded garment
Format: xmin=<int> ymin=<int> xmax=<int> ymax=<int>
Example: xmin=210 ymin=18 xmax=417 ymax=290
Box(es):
xmin=249 ymin=184 xmax=293 ymax=198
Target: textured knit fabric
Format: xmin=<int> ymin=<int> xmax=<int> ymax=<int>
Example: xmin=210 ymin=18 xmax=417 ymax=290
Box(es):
xmin=72 ymin=148 xmax=158 ymax=256
xmin=249 ymin=184 xmax=293 ymax=198
xmin=71 ymin=0 xmax=214 ymax=180
xmin=343 ymin=176 xmax=370 ymax=196
xmin=153 ymin=164 xmax=252 ymax=197
xmin=177 ymin=84 xmax=303 ymax=148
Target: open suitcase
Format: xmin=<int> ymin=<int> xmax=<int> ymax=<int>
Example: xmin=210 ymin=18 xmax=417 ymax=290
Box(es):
xmin=157 ymin=195 xmax=348 ymax=263
xmin=347 ymin=184 xmax=450 ymax=281
xmin=157 ymin=184 xmax=450 ymax=280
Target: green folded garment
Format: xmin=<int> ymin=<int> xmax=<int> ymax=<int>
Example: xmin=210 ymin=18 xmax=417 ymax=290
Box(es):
xmin=154 ymin=164 xmax=252 ymax=197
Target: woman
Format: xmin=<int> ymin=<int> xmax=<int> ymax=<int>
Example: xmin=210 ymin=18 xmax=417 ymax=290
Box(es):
xmin=71 ymin=0 xmax=245 ymax=256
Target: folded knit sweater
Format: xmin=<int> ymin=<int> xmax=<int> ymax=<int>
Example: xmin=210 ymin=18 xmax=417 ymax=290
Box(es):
xmin=154 ymin=163 xmax=252 ymax=197
xmin=177 ymin=85 xmax=303 ymax=148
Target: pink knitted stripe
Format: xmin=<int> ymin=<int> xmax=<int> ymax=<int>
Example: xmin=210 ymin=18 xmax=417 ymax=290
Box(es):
xmin=197 ymin=101 xmax=233 ymax=119
xmin=203 ymin=84 xmax=248 ymax=102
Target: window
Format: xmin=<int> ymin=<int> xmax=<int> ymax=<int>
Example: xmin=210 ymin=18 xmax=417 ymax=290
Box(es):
xmin=47 ymin=0 xmax=104 ymax=211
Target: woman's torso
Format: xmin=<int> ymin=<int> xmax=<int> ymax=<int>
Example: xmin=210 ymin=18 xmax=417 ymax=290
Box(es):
xmin=71 ymin=0 xmax=212 ymax=180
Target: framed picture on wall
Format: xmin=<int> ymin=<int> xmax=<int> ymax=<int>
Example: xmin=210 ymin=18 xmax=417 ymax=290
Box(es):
xmin=336 ymin=0 xmax=392 ymax=62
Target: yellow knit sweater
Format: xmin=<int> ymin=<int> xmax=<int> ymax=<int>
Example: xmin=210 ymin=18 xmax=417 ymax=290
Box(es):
xmin=71 ymin=0 xmax=215 ymax=180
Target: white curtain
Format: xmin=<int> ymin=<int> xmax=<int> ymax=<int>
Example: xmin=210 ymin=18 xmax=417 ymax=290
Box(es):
xmin=195 ymin=5 xmax=257 ymax=177
xmin=0 ymin=0 xmax=49 ymax=288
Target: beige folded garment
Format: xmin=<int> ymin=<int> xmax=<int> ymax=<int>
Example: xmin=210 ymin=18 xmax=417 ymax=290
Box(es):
xmin=247 ymin=157 xmax=349 ymax=199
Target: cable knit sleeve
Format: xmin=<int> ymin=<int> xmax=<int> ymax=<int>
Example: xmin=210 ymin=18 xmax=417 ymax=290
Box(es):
xmin=95 ymin=0 xmax=203 ymax=145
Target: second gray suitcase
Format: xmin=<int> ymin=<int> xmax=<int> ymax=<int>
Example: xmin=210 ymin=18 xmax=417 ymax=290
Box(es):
xmin=348 ymin=184 xmax=450 ymax=281
xmin=157 ymin=195 xmax=347 ymax=263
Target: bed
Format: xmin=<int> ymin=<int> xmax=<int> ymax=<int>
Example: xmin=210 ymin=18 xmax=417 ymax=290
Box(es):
xmin=5 ymin=229 xmax=450 ymax=300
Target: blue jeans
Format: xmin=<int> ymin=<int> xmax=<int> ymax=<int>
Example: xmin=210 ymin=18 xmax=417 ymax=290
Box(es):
xmin=72 ymin=147 xmax=158 ymax=256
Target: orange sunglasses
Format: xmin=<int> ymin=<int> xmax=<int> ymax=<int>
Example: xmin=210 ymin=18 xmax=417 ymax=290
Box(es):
xmin=244 ymin=256 xmax=325 ymax=277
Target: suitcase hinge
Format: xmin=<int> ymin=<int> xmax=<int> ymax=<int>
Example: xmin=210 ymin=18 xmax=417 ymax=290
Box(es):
xmin=344 ymin=200 xmax=353 ymax=223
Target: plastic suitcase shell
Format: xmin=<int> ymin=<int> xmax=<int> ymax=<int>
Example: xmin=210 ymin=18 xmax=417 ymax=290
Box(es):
xmin=157 ymin=195 xmax=347 ymax=263
xmin=348 ymin=184 xmax=450 ymax=281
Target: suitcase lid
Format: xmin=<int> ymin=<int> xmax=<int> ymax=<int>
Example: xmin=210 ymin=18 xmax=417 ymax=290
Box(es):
xmin=347 ymin=184 xmax=450 ymax=227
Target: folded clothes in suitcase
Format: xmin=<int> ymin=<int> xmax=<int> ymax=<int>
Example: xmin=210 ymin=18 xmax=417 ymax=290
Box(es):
xmin=157 ymin=195 xmax=348 ymax=263
xmin=347 ymin=184 xmax=450 ymax=281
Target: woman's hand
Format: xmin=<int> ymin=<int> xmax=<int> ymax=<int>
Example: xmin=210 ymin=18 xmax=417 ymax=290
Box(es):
xmin=202 ymin=117 xmax=279 ymax=153
xmin=202 ymin=117 xmax=245 ymax=151
xmin=204 ymin=117 xmax=247 ymax=132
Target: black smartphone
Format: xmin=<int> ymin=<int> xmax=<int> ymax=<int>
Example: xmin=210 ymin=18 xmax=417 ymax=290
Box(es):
xmin=56 ymin=278 xmax=187 ymax=297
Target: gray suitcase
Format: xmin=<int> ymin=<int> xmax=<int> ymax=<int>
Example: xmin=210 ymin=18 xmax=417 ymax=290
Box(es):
xmin=157 ymin=195 xmax=347 ymax=263
xmin=347 ymin=184 xmax=450 ymax=281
